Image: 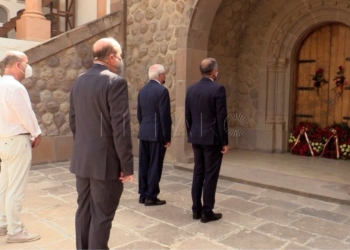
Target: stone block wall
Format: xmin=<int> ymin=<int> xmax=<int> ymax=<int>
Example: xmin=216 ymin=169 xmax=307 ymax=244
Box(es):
xmin=125 ymin=0 xmax=196 ymax=161
xmin=3 ymin=0 xmax=343 ymax=163
xmin=1 ymin=12 xmax=125 ymax=164
xmin=208 ymin=0 xmax=259 ymax=129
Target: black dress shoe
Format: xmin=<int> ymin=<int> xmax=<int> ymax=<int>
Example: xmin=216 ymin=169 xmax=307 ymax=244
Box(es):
xmin=144 ymin=198 xmax=166 ymax=206
xmin=139 ymin=197 xmax=146 ymax=204
xmin=193 ymin=213 xmax=202 ymax=220
xmin=200 ymin=213 xmax=222 ymax=223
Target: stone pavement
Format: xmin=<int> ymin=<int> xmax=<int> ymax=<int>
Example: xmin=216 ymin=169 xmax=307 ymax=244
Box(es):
xmin=1 ymin=160 xmax=350 ymax=249
xmin=176 ymin=150 xmax=350 ymax=205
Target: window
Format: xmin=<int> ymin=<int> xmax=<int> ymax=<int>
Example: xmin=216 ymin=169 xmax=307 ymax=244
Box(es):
xmin=0 ymin=6 xmax=8 ymax=24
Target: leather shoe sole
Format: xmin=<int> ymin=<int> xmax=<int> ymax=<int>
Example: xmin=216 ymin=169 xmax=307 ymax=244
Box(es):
xmin=193 ymin=213 xmax=202 ymax=220
xmin=144 ymin=199 xmax=166 ymax=206
xmin=201 ymin=213 xmax=222 ymax=223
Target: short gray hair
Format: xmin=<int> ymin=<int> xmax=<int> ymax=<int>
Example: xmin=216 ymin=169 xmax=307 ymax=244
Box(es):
xmin=3 ymin=51 xmax=26 ymax=68
xmin=200 ymin=58 xmax=217 ymax=75
xmin=148 ymin=64 xmax=165 ymax=80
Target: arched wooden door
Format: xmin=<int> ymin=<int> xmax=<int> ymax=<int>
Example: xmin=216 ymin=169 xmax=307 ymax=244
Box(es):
xmin=294 ymin=23 xmax=350 ymax=128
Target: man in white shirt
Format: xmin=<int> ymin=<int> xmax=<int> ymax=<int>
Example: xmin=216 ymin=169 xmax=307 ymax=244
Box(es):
xmin=0 ymin=51 xmax=41 ymax=243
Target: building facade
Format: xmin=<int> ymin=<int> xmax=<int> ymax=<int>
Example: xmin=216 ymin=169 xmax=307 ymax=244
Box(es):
xmin=2 ymin=0 xmax=350 ymax=164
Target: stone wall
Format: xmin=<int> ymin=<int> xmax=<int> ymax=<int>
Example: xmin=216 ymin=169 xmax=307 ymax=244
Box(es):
xmin=124 ymin=0 xmax=266 ymax=155
xmin=1 ymin=12 xmax=125 ymax=164
xmin=4 ymin=0 xmax=346 ymax=163
xmin=208 ymin=0 xmax=292 ymax=128
xmin=27 ymin=13 xmax=123 ymax=137
xmin=24 ymin=49 xmax=84 ymax=137
xmin=125 ymin=0 xmax=196 ymax=161
xmin=208 ymin=0 xmax=259 ymax=128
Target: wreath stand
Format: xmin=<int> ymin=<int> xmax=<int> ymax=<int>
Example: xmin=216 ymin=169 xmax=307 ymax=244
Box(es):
xmin=290 ymin=127 xmax=315 ymax=157
xmin=319 ymin=129 xmax=340 ymax=159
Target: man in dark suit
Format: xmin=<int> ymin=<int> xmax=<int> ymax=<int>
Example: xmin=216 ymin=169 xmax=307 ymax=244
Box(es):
xmin=137 ymin=64 xmax=172 ymax=206
xmin=185 ymin=58 xmax=229 ymax=223
xmin=69 ymin=37 xmax=134 ymax=249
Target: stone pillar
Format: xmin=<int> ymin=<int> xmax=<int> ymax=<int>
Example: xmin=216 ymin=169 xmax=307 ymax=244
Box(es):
xmin=97 ymin=0 xmax=107 ymax=18
xmin=258 ymin=59 xmax=278 ymax=152
xmin=110 ymin=0 xmax=122 ymax=12
xmin=266 ymin=59 xmax=277 ymax=127
xmin=16 ymin=0 xmax=51 ymax=41
xmin=275 ymin=58 xmax=289 ymax=152
xmin=276 ymin=59 xmax=288 ymax=124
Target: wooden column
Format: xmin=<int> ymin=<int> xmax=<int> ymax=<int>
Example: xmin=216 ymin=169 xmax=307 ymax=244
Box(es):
xmin=16 ymin=0 xmax=51 ymax=41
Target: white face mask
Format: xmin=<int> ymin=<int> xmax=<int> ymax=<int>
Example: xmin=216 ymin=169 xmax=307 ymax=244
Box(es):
xmin=20 ymin=63 xmax=33 ymax=78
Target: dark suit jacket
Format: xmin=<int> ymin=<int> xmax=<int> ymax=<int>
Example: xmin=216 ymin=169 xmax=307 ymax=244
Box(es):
xmin=137 ymin=80 xmax=172 ymax=143
xmin=185 ymin=77 xmax=228 ymax=146
xmin=69 ymin=64 xmax=133 ymax=180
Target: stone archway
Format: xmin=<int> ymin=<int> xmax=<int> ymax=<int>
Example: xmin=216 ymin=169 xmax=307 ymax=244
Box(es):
xmin=256 ymin=0 xmax=350 ymax=153
xmin=173 ymin=0 xmax=223 ymax=162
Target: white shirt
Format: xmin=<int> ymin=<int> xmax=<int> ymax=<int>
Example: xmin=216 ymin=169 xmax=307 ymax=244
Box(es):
xmin=0 ymin=75 xmax=41 ymax=139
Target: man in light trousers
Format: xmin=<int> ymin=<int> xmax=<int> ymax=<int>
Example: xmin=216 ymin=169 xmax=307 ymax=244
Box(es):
xmin=0 ymin=51 xmax=42 ymax=243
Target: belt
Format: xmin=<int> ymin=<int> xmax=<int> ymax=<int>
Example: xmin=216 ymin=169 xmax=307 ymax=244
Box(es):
xmin=19 ymin=133 xmax=30 ymax=135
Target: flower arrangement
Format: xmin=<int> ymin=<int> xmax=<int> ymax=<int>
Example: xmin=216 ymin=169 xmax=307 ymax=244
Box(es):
xmin=289 ymin=122 xmax=323 ymax=156
xmin=333 ymin=66 xmax=346 ymax=97
xmin=320 ymin=128 xmax=340 ymax=159
xmin=290 ymin=122 xmax=350 ymax=160
xmin=311 ymin=68 xmax=328 ymax=94
xmin=322 ymin=123 xmax=350 ymax=160
xmin=340 ymin=144 xmax=350 ymax=160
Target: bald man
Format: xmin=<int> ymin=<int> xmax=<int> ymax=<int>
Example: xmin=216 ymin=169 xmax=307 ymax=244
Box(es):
xmin=185 ymin=58 xmax=229 ymax=223
xmin=69 ymin=37 xmax=134 ymax=249
xmin=137 ymin=64 xmax=171 ymax=206
xmin=0 ymin=51 xmax=41 ymax=243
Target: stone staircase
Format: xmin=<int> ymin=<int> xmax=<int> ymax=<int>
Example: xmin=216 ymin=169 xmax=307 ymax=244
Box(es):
xmin=0 ymin=10 xmax=24 ymax=37
xmin=0 ymin=38 xmax=40 ymax=60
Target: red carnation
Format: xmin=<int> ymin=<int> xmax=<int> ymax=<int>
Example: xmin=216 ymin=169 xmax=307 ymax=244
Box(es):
xmin=317 ymin=68 xmax=323 ymax=73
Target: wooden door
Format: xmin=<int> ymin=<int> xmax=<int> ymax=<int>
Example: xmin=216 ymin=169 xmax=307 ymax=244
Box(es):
xmin=294 ymin=23 xmax=350 ymax=128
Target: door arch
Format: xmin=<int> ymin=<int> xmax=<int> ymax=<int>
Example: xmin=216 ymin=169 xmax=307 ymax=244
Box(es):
xmin=294 ymin=23 xmax=350 ymax=128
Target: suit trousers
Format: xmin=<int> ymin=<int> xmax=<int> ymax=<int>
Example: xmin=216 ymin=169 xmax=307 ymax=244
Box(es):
xmin=0 ymin=135 xmax=31 ymax=235
xmin=75 ymin=176 xmax=123 ymax=249
xmin=138 ymin=140 xmax=166 ymax=200
xmin=191 ymin=144 xmax=223 ymax=216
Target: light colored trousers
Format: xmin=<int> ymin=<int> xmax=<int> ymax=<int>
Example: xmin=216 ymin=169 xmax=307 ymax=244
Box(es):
xmin=0 ymin=135 xmax=31 ymax=235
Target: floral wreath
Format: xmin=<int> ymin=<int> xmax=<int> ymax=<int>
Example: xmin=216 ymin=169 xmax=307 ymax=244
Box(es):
xmin=333 ymin=66 xmax=346 ymax=97
xmin=311 ymin=68 xmax=328 ymax=94
xmin=289 ymin=122 xmax=324 ymax=156
xmin=290 ymin=122 xmax=350 ymax=160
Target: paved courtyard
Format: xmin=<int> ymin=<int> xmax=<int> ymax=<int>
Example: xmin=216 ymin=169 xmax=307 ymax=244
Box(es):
xmin=0 ymin=160 xmax=350 ymax=249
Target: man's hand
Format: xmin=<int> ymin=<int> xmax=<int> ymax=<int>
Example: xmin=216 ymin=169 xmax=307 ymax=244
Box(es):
xmin=119 ymin=172 xmax=134 ymax=183
xmin=221 ymin=145 xmax=229 ymax=154
xmin=164 ymin=142 xmax=171 ymax=148
xmin=32 ymin=134 xmax=42 ymax=148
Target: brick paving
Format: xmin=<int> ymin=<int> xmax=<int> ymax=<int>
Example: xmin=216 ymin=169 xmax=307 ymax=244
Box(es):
xmin=0 ymin=160 xmax=349 ymax=249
